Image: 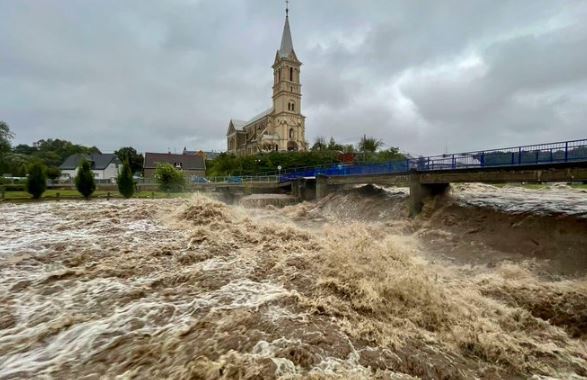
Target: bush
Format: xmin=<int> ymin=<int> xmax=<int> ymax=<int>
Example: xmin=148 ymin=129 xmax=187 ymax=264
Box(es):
xmin=26 ymin=162 xmax=47 ymax=199
xmin=75 ymin=159 xmax=96 ymax=199
xmin=46 ymin=166 xmax=61 ymax=181
xmin=117 ymin=160 xmax=135 ymax=198
xmin=155 ymin=163 xmax=186 ymax=193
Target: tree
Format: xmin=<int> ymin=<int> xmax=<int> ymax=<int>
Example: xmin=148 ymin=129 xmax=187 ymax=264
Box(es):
xmin=26 ymin=161 xmax=47 ymax=199
xmin=155 ymin=163 xmax=186 ymax=193
xmin=0 ymin=121 xmax=12 ymax=155
xmin=311 ymin=137 xmax=326 ymax=151
xmin=46 ymin=166 xmax=61 ymax=181
xmin=327 ymin=137 xmax=345 ymax=152
xmin=75 ymin=159 xmax=96 ymax=199
xmin=343 ymin=144 xmax=355 ymax=153
xmin=117 ymin=160 xmax=135 ymax=198
xmin=359 ymin=136 xmax=384 ymax=153
xmin=115 ymin=147 xmax=144 ymax=175
xmin=0 ymin=121 xmax=14 ymax=175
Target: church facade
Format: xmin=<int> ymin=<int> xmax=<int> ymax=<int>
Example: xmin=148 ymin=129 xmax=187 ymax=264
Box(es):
xmin=226 ymin=9 xmax=306 ymax=155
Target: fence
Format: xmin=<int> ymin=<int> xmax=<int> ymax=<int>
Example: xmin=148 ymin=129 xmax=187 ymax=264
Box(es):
xmin=277 ymin=138 xmax=587 ymax=182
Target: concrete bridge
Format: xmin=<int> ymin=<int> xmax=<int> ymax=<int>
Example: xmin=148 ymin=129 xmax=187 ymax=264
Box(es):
xmin=197 ymin=139 xmax=587 ymax=214
xmin=311 ymin=162 xmax=587 ymax=215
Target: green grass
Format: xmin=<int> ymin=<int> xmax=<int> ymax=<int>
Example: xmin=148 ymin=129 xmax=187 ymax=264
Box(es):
xmin=1 ymin=189 xmax=194 ymax=202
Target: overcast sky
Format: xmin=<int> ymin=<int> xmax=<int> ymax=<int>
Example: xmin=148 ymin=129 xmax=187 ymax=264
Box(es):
xmin=1 ymin=0 xmax=586 ymax=156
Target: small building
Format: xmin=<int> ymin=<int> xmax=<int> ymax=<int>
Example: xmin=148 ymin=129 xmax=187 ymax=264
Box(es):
xmin=143 ymin=152 xmax=206 ymax=179
xmin=59 ymin=153 xmax=121 ymax=180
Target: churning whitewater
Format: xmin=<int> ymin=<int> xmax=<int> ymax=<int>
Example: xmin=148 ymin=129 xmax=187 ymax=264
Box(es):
xmin=0 ymin=185 xmax=586 ymax=379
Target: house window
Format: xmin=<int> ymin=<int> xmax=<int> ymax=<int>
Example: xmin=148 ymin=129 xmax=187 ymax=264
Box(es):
xmin=289 ymin=67 xmax=293 ymax=81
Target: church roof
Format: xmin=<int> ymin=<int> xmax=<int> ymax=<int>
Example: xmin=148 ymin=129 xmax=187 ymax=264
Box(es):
xmin=230 ymin=119 xmax=247 ymax=129
xmin=247 ymin=107 xmax=274 ymax=125
xmin=228 ymin=107 xmax=273 ymax=135
xmin=278 ymin=14 xmax=295 ymax=59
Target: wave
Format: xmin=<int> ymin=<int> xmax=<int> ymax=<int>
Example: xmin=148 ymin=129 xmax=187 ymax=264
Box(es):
xmin=0 ymin=193 xmax=585 ymax=378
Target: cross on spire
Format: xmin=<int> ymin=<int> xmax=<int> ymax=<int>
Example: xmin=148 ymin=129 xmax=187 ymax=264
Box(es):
xmin=286 ymin=0 xmax=289 ymax=16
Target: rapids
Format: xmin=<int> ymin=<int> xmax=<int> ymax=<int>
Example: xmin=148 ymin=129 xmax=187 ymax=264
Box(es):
xmin=0 ymin=185 xmax=586 ymax=379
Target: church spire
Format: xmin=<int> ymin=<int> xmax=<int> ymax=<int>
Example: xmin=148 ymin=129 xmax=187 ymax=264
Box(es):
xmin=278 ymin=1 xmax=295 ymax=59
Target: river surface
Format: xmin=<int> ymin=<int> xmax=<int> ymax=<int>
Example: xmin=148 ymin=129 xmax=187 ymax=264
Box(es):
xmin=0 ymin=185 xmax=586 ymax=379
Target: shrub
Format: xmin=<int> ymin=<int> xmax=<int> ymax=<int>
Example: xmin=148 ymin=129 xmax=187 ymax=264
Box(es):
xmin=46 ymin=166 xmax=61 ymax=181
xmin=26 ymin=162 xmax=47 ymax=199
xmin=117 ymin=160 xmax=135 ymax=198
xmin=155 ymin=163 xmax=186 ymax=193
xmin=75 ymin=159 xmax=96 ymax=199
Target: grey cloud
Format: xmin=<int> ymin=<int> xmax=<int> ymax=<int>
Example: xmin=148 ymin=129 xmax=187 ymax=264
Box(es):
xmin=1 ymin=0 xmax=586 ymax=156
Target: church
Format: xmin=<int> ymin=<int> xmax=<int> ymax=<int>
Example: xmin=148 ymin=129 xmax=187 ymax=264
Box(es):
xmin=226 ymin=6 xmax=306 ymax=155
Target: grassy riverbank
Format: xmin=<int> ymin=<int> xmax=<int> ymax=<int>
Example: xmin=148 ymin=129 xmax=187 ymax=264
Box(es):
xmin=1 ymin=189 xmax=193 ymax=202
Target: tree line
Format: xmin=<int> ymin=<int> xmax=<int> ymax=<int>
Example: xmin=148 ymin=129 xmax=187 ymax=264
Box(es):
xmin=207 ymin=136 xmax=405 ymax=177
xmin=0 ymin=121 xmax=145 ymax=179
xmin=0 ymin=121 xmax=146 ymax=199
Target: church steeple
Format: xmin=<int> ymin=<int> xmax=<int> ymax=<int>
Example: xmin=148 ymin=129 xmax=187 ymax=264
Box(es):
xmin=277 ymin=2 xmax=298 ymax=62
xmin=279 ymin=6 xmax=294 ymax=59
xmin=270 ymin=2 xmax=305 ymax=151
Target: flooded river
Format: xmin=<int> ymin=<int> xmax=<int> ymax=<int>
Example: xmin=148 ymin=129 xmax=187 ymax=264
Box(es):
xmin=0 ymin=184 xmax=586 ymax=379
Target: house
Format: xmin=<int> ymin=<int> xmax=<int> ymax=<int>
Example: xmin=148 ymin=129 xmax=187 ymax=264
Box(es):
xmin=59 ymin=153 xmax=121 ymax=180
xmin=143 ymin=152 xmax=206 ymax=179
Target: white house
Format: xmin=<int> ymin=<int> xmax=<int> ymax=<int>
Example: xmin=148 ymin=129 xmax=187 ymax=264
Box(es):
xmin=59 ymin=153 xmax=121 ymax=181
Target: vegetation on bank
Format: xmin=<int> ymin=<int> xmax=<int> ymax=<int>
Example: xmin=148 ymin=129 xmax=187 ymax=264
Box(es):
xmin=0 ymin=121 xmax=144 ymax=178
xmin=207 ymin=136 xmax=405 ymax=176
xmin=25 ymin=162 xmax=48 ymax=199
xmin=75 ymin=159 xmax=96 ymax=199
xmin=117 ymin=160 xmax=135 ymax=198
xmin=1 ymin=189 xmax=193 ymax=201
xmin=155 ymin=163 xmax=186 ymax=193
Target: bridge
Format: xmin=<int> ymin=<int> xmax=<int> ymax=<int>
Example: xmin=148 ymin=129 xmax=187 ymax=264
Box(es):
xmin=196 ymin=139 xmax=587 ymax=215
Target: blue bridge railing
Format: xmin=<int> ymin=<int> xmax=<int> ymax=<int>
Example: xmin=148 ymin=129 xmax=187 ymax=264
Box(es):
xmin=278 ymin=138 xmax=587 ymax=182
xmin=194 ymin=139 xmax=587 ymax=184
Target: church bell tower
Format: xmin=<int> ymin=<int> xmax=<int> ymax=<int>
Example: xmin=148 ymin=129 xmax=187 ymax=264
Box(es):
xmin=272 ymin=3 xmax=305 ymax=151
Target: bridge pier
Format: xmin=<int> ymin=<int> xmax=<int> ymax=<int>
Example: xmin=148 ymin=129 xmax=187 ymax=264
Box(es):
xmin=316 ymin=175 xmax=343 ymax=200
xmin=409 ymin=174 xmax=449 ymax=216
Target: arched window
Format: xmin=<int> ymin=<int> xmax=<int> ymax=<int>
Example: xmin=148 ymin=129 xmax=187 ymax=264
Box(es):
xmin=290 ymin=67 xmax=293 ymax=81
xmin=291 ymin=102 xmax=295 ymax=111
xmin=289 ymin=128 xmax=294 ymax=139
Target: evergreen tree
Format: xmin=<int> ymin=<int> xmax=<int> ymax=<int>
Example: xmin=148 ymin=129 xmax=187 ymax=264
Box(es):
xmin=114 ymin=147 xmax=144 ymax=175
xmin=26 ymin=161 xmax=47 ymax=199
xmin=117 ymin=160 xmax=135 ymax=198
xmin=75 ymin=159 xmax=96 ymax=199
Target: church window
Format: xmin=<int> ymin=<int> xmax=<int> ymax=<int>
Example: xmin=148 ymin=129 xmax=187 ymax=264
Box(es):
xmin=289 ymin=128 xmax=294 ymax=139
xmin=291 ymin=102 xmax=295 ymax=111
xmin=289 ymin=67 xmax=293 ymax=81
xmin=278 ymin=69 xmax=281 ymax=80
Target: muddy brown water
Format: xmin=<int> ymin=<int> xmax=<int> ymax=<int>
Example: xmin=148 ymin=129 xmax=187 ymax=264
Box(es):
xmin=0 ymin=184 xmax=586 ymax=379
